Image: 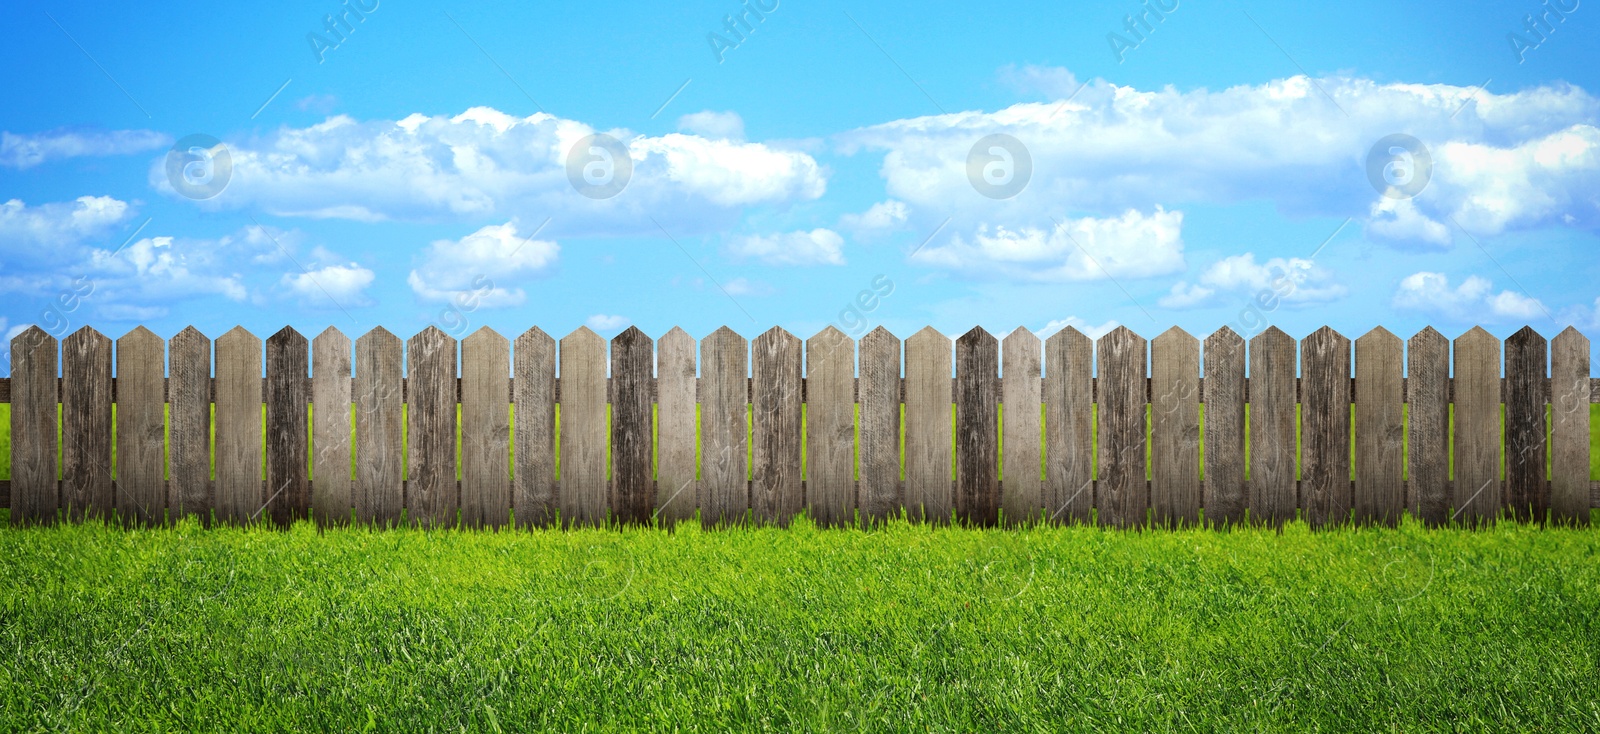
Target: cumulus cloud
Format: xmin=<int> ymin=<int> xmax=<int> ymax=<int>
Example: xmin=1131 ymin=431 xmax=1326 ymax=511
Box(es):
xmin=677 ymin=110 xmax=745 ymax=141
xmin=839 ymin=200 xmax=910 ymax=234
xmin=1159 ymin=253 xmax=1347 ymax=309
xmin=282 ymin=262 xmax=376 ymax=308
xmin=1 ymin=129 xmax=170 ymax=169
xmin=0 ymin=196 xmax=134 ymax=263
xmin=726 ymin=228 xmax=846 ymax=266
xmin=1367 ymin=196 xmax=1451 ymax=247
xmin=1392 ymin=271 xmax=1549 ymax=322
xmin=166 ymin=107 xmax=825 ymax=236
xmin=407 ymin=221 xmax=559 ymax=307
xmin=913 ymin=207 xmax=1183 ymax=281
xmin=585 ymin=314 xmax=630 ymax=331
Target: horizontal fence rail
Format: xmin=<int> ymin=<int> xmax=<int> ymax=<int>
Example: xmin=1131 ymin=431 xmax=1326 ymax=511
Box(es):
xmin=4 ymin=323 xmax=1597 ymax=529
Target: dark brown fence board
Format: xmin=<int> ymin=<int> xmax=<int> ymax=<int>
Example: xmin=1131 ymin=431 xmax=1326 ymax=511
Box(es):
xmin=117 ymin=327 xmax=167 ymax=527
xmin=356 ymin=327 xmax=403 ymax=525
xmin=1151 ymin=326 xmax=1200 ymax=527
xmin=462 ymin=328 xmax=511 ymax=529
xmin=1454 ymin=327 xmax=1502 ymax=526
xmin=905 ymin=327 xmax=952 ymax=524
xmin=610 ymin=326 xmax=654 ymax=525
xmin=61 ymin=327 xmax=112 ymax=522
xmin=169 ymin=327 xmax=212 ymax=524
xmin=1001 ymin=327 xmax=1042 ymax=526
xmin=752 ymin=327 xmax=802 ymax=527
xmin=406 ymin=327 xmax=457 ymax=528
xmin=265 ymin=327 xmax=309 ymax=528
xmin=1408 ymin=327 xmax=1450 ymax=525
xmin=10 ymin=327 xmax=57 ymax=525
xmin=1097 ymin=326 xmax=1147 ymax=528
xmin=1354 ymin=327 xmax=1403 ymax=526
xmin=512 ymin=328 xmax=557 ymax=528
xmin=311 ymin=327 xmax=352 ymax=527
xmin=1504 ymin=326 xmax=1548 ymax=522
xmin=654 ymin=327 xmax=697 ymax=527
xmin=1249 ymin=326 xmax=1297 ymax=528
xmin=955 ymin=327 xmax=999 ymax=526
xmin=701 ymin=326 xmax=749 ymax=528
xmin=859 ymin=327 xmax=901 ymax=525
xmin=1551 ymin=327 xmax=1591 ymax=524
xmin=1045 ymin=327 xmax=1094 ymax=525
xmin=1301 ymin=327 xmax=1352 ymax=529
xmin=1202 ymin=327 xmax=1246 ymax=526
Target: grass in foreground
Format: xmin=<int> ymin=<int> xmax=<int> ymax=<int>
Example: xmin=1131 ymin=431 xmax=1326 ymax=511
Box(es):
xmin=2 ymin=513 xmax=1598 ymax=732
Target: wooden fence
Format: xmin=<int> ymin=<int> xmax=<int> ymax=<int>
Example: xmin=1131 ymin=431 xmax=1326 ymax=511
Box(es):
xmin=4 ymin=323 xmax=1597 ymax=529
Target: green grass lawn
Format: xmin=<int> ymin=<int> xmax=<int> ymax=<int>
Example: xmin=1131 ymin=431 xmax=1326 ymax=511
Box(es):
xmin=0 ymin=517 xmax=1597 ymax=731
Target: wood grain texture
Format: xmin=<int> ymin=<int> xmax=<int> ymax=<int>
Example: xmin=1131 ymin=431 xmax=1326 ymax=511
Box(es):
xmin=905 ymin=327 xmax=952 ymax=524
xmin=513 ymin=328 xmax=556 ymax=528
xmin=1202 ymin=328 xmax=1246 ymax=526
xmin=1453 ymin=327 xmax=1502 ymax=526
xmin=1504 ymin=326 xmax=1548 ymax=523
xmin=752 ymin=327 xmax=801 ymax=526
xmin=462 ymin=327 xmax=511 ymax=529
xmin=1000 ymin=327 xmax=1042 ymax=526
xmin=610 ymin=326 xmax=654 ymax=525
xmin=407 ymin=327 xmax=457 ymax=528
xmin=1407 ymin=327 xmax=1450 ymax=526
xmin=265 ymin=327 xmax=309 ymax=528
xmin=807 ymin=326 xmax=856 ymax=527
xmin=1300 ymin=326 xmax=1351 ymax=529
xmin=558 ymin=327 xmax=606 ymax=527
xmin=215 ymin=327 xmax=262 ymax=525
xmin=1045 ymin=327 xmax=1093 ymax=524
xmin=1151 ymin=327 xmax=1200 ymax=528
xmin=168 ymin=327 xmax=212 ymax=525
xmin=61 ymin=327 xmax=111 ymax=522
xmin=1550 ymin=327 xmax=1591 ymax=525
xmin=10 ymin=327 xmax=57 ymax=525
xmin=1354 ymin=327 xmax=1403 ymax=526
xmin=355 ymin=328 xmax=403 ymax=525
xmin=654 ymin=327 xmax=697 ymax=527
xmin=1097 ymin=327 xmax=1148 ymax=529
xmin=858 ymin=326 xmax=901 ymax=525
xmin=701 ymin=327 xmax=749 ymax=528
xmin=955 ymin=327 xmax=999 ymax=526
xmin=1248 ymin=327 xmax=1296 ymax=528
xmin=116 ymin=327 xmax=166 ymax=527
xmin=311 ymin=328 xmax=352 ymax=527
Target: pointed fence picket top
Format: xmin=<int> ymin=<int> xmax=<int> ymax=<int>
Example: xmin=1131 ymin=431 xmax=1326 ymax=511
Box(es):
xmin=513 ymin=327 xmax=557 ymax=528
xmin=1097 ymin=326 xmax=1147 ymax=529
xmin=1505 ymin=326 xmax=1549 ymax=523
xmin=1000 ymin=327 xmax=1042 ymax=527
xmin=701 ymin=326 xmax=749 ymax=528
xmin=1550 ymin=327 xmax=1591 ymax=525
xmin=117 ymin=326 xmax=167 ymax=527
xmin=955 ymin=327 xmax=999 ymax=526
xmin=610 ymin=326 xmax=655 ymax=526
xmin=904 ymin=326 xmax=953 ymax=524
xmin=752 ymin=327 xmax=801 ymax=527
xmin=858 ymin=326 xmax=902 ymax=525
xmin=10 ymin=326 xmax=58 ymax=525
xmin=1300 ymin=326 xmax=1352 ymax=529
xmin=1150 ymin=326 xmax=1199 ymax=528
xmin=311 ymin=327 xmax=352 ymax=527
xmin=169 ymin=326 xmax=212 ymax=525
xmin=462 ymin=327 xmax=511 ymax=529
xmin=1045 ymin=326 xmax=1093 ymax=525
xmin=355 ymin=327 xmax=404 ymax=525
xmin=1202 ymin=327 xmax=1246 ymax=526
xmin=1248 ymin=326 xmax=1297 ymax=528
xmin=1407 ymin=327 xmax=1450 ymax=525
xmin=558 ymin=327 xmax=606 ymax=527
xmin=654 ymin=327 xmax=698 ymax=527
xmin=61 ymin=327 xmax=112 ymax=523
xmin=215 ymin=327 xmax=263 ymax=525
xmin=266 ymin=327 xmax=310 ymax=528
xmin=1354 ymin=326 xmax=1404 ymax=526
xmin=1453 ymin=327 xmax=1502 ymax=526
xmin=807 ymin=326 xmax=855 ymax=528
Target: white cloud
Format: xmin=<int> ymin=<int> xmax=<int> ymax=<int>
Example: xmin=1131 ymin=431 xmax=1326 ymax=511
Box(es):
xmin=913 ymin=207 xmax=1183 ymax=281
xmin=1160 ymin=253 xmax=1346 ymax=309
xmin=677 ymin=110 xmax=745 ymax=141
xmin=1392 ymin=271 xmax=1548 ymax=322
xmin=0 ymin=196 xmax=133 ymax=263
xmin=839 ymin=199 xmax=910 ymax=233
xmin=1 ymin=129 xmax=170 ymax=169
xmin=282 ymin=263 xmax=376 ymax=308
xmin=407 ymin=221 xmax=559 ymax=307
xmin=1034 ymin=316 xmax=1120 ymax=340
xmin=726 ymin=228 xmax=846 ymax=266
xmin=585 ymin=314 xmax=630 ymax=331
xmin=724 ymin=277 xmax=775 ymax=296
xmin=1366 ymin=196 xmax=1451 ymax=247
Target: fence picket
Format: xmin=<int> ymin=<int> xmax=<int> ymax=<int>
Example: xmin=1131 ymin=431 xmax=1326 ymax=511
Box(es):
xmin=1505 ymin=326 xmax=1548 ymax=523
xmin=215 ymin=327 xmax=262 ymax=525
xmin=1454 ymin=327 xmax=1502 ymax=526
xmin=1408 ymin=327 xmax=1450 ymax=526
xmin=905 ymin=327 xmax=952 ymax=524
xmin=655 ymin=327 xmax=697 ymax=527
xmin=62 ymin=327 xmax=111 ymax=522
xmin=1203 ymin=328 xmax=1246 ymax=526
xmin=1151 ymin=327 xmax=1200 ymax=528
xmin=265 ymin=327 xmax=309 ymax=528
xmin=752 ymin=327 xmax=801 ymax=526
xmin=611 ymin=326 xmax=654 ymax=525
xmin=701 ymin=327 xmax=748 ymax=528
xmin=859 ymin=327 xmax=901 ymax=525
xmin=462 ymin=327 xmax=510 ymax=529
xmin=169 ymin=327 xmax=212 ymax=524
xmin=407 ymin=327 xmax=457 ymax=528
xmin=557 ymin=328 xmax=606 ymax=527
xmin=1249 ymin=327 xmax=1296 ymax=528
xmin=1098 ymin=327 xmax=1147 ymax=528
xmin=1001 ymin=327 xmax=1042 ymax=527
xmin=1551 ymin=327 xmax=1591 ymax=525
xmin=1354 ymin=327 xmax=1403 ymax=526
xmin=955 ymin=327 xmax=999 ymax=526
xmin=513 ymin=328 xmax=556 ymax=528
xmin=117 ymin=327 xmax=166 ymax=527
xmin=1301 ymin=326 xmax=1351 ymax=529
xmin=1045 ymin=327 xmax=1094 ymax=524
xmin=356 ymin=328 xmax=403 ymax=525
xmin=808 ymin=327 xmax=855 ymax=527
xmin=11 ymin=327 xmax=57 ymax=526
xmin=312 ymin=328 xmax=352 ymax=527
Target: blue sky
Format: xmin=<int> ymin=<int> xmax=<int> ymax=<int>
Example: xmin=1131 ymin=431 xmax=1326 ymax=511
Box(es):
xmin=3 ymin=0 xmax=1598 ymax=370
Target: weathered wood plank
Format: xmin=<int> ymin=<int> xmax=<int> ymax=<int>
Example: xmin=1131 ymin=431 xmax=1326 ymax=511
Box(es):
xmin=1151 ymin=326 xmax=1200 ymax=528
xmin=1453 ymin=327 xmax=1502 ymax=526
xmin=1408 ymin=327 xmax=1450 ymax=526
xmin=1551 ymin=327 xmax=1591 ymax=525
xmin=655 ymin=327 xmax=697 ymax=527
xmin=169 ymin=327 xmax=212 ymax=524
xmin=355 ymin=328 xmax=403 ymax=525
xmin=1097 ymin=326 xmax=1148 ymax=528
xmin=513 ymin=328 xmax=556 ymax=528
xmin=1248 ymin=327 xmax=1296 ymax=528
xmin=1301 ymin=326 xmax=1352 ymax=529
xmin=311 ymin=328 xmax=351 ymax=527
xmin=807 ymin=326 xmax=856 ymax=528
xmin=407 ymin=327 xmax=457 ymax=528
xmin=1045 ymin=327 xmax=1094 ymax=524
xmin=215 ymin=327 xmax=262 ymax=525
xmin=752 ymin=327 xmax=802 ymax=526
xmin=1000 ymin=327 xmax=1042 ymax=526
xmin=61 ymin=327 xmax=111 ymax=522
xmin=955 ymin=327 xmax=999 ymax=527
xmin=1504 ymin=326 xmax=1548 ymax=523
xmin=117 ymin=327 xmax=167 ymax=527
xmin=559 ymin=327 xmax=607 ymax=527
xmin=10 ymin=327 xmax=57 ymax=525
xmin=462 ymin=327 xmax=511 ymax=529
xmin=859 ymin=326 xmax=901 ymax=525
xmin=701 ymin=327 xmax=749 ymax=528
xmin=265 ymin=327 xmax=309 ymax=528
xmin=905 ymin=327 xmax=953 ymax=524
xmin=1354 ymin=327 xmax=1404 ymax=526
xmin=1202 ymin=327 xmax=1246 ymax=526
xmin=610 ymin=326 xmax=654 ymax=526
